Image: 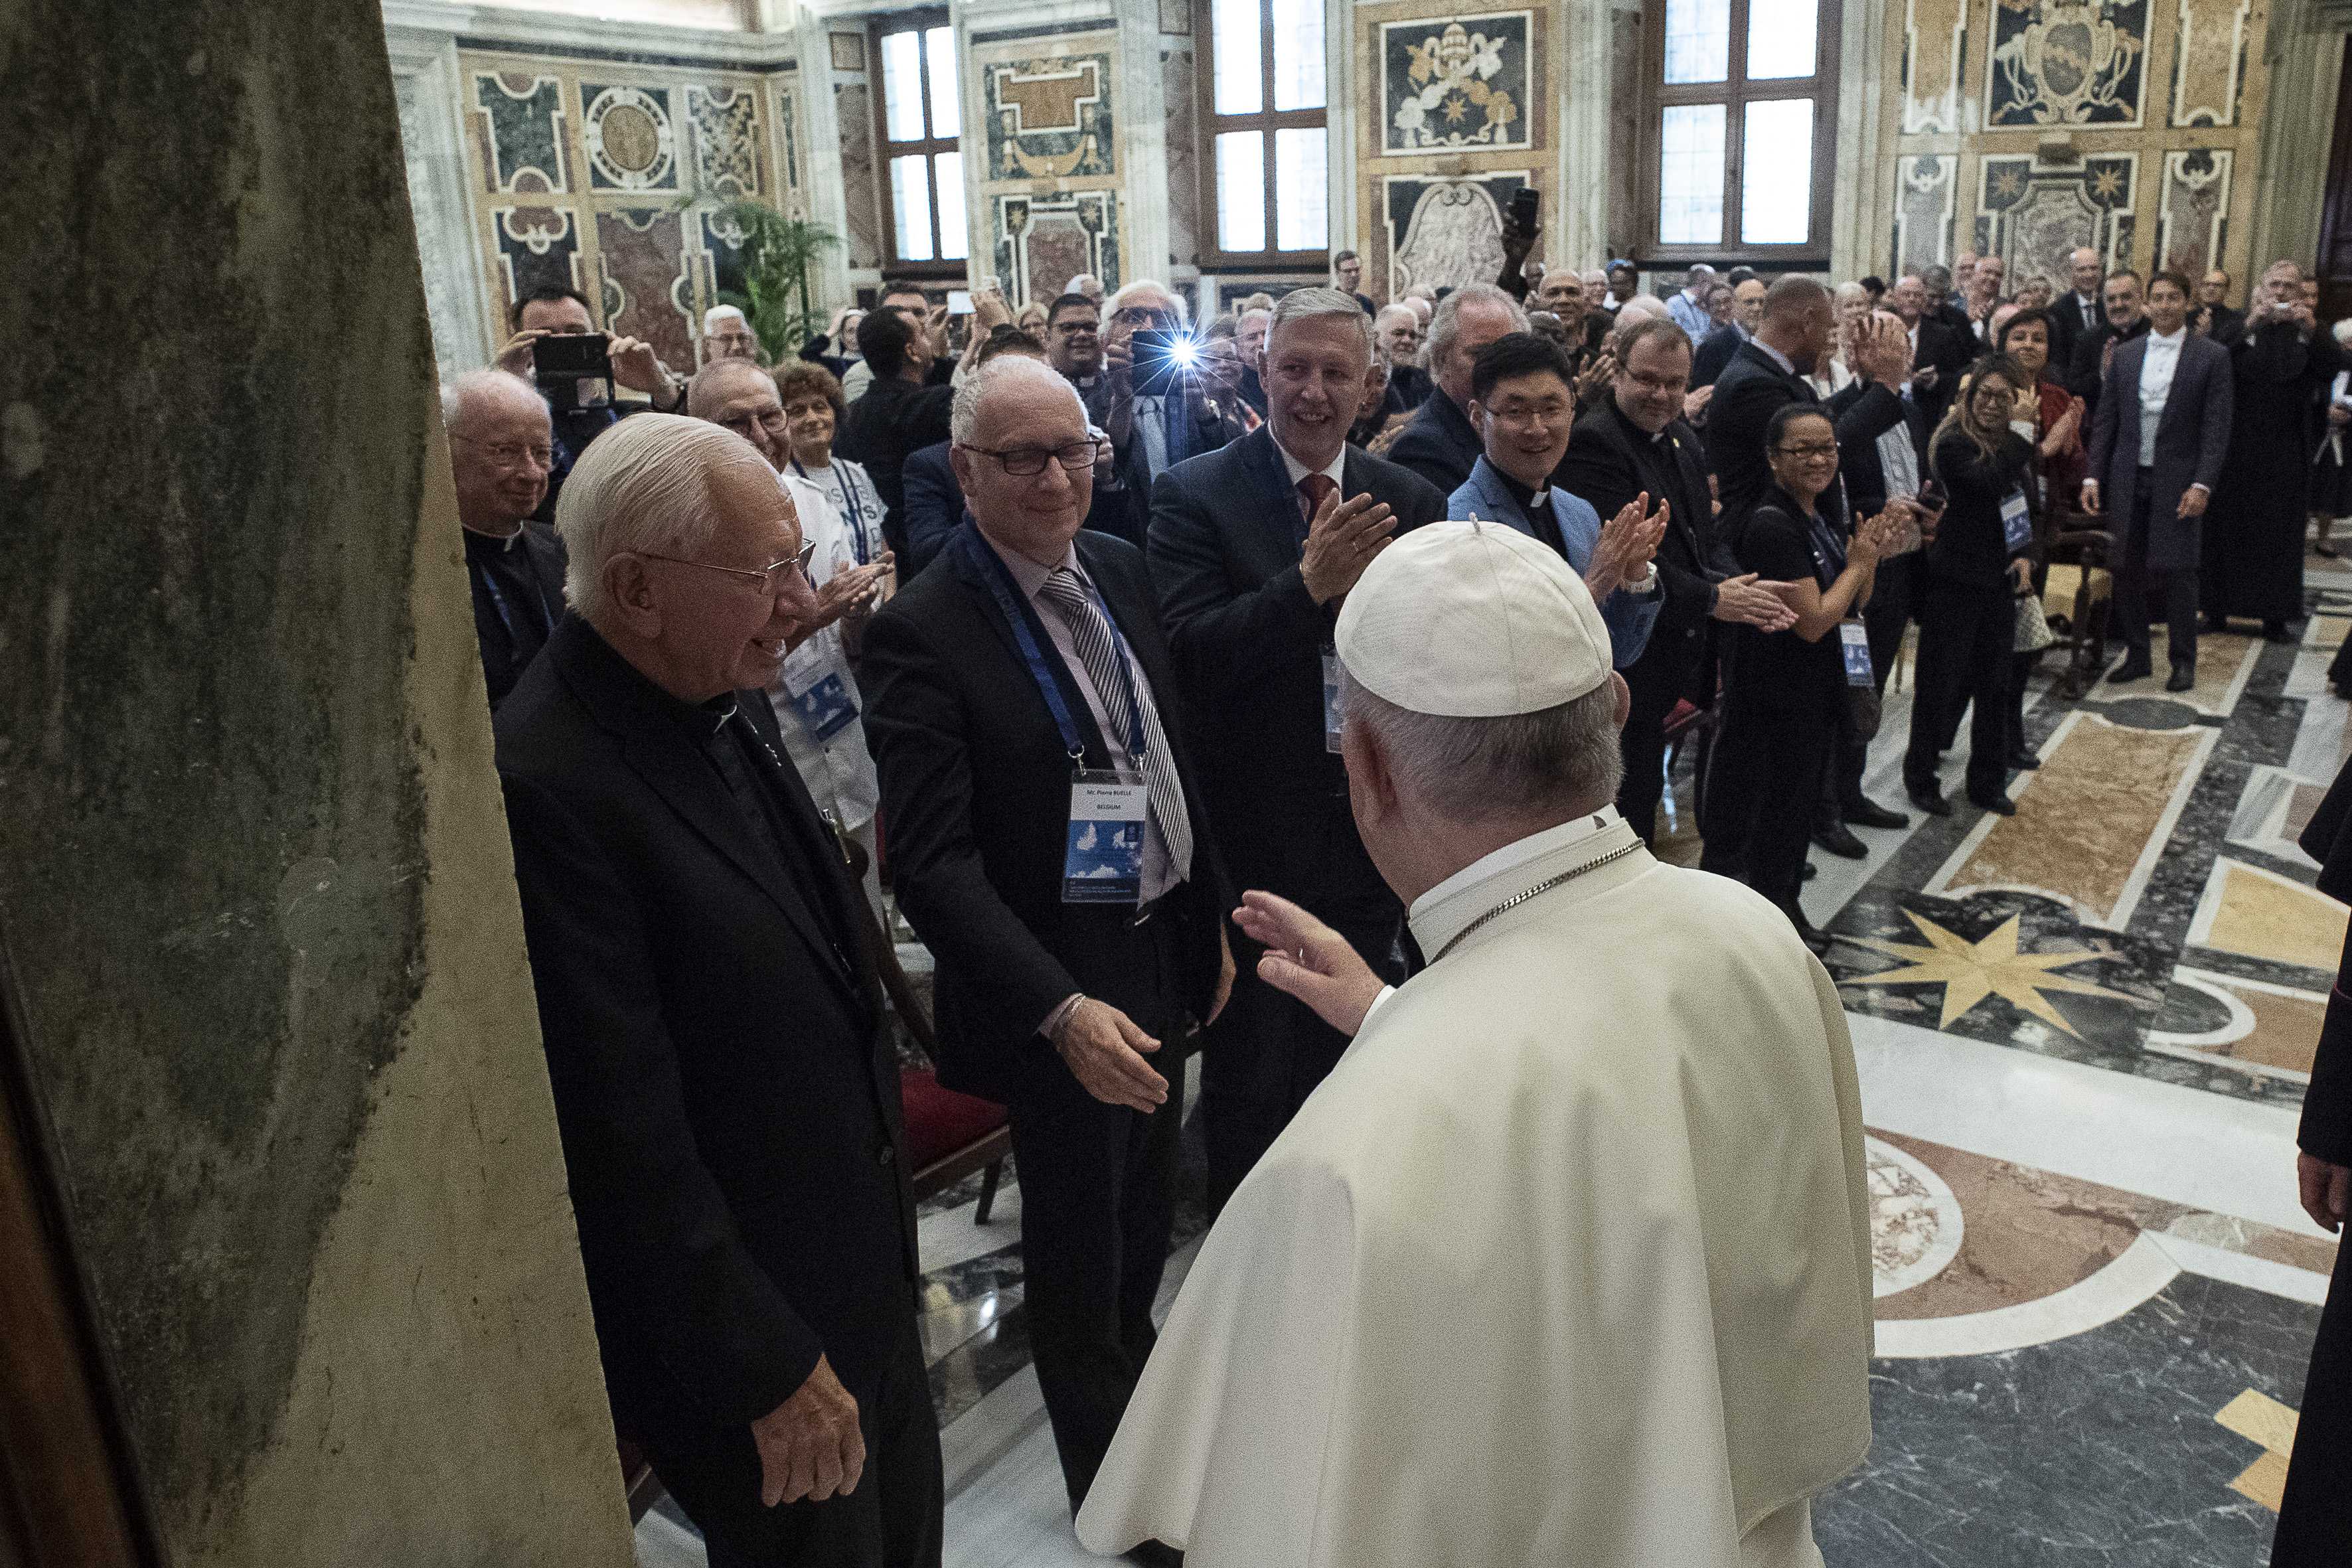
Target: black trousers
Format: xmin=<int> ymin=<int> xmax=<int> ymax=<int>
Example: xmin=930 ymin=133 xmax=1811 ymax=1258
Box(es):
xmin=2272 ymin=1189 xmax=2352 ymax=1562
xmin=1702 ymin=688 xmax=1835 ymax=917
xmin=2113 ymin=477 xmax=2199 ymax=670
xmin=1618 ymin=646 xmax=1692 ymax=844
xmin=1006 ymin=907 xmax=1190 ymax=1514
xmin=1905 ymin=574 xmax=2013 ymax=799
xmin=678 ymin=1308 xmax=945 ymax=1568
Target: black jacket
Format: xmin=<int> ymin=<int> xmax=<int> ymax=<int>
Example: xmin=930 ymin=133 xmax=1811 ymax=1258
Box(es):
xmin=2047 ymin=290 xmax=2104 ymax=376
xmin=1554 ymin=399 xmax=1721 ymax=696
xmin=2066 ymin=315 xmax=2149 ymax=408
xmin=1383 ymin=386 xmax=1484 ymax=497
xmin=2300 ymin=757 xmax=2352 ymax=1166
xmin=1924 ymin=426 xmax=2036 ymax=588
xmin=835 ymin=375 xmax=955 ymax=555
xmin=1705 ymin=341 xmax=1904 ymax=532
xmin=1146 ymin=426 xmax=1445 ymax=929
xmin=859 ymin=528 xmax=1230 ymax=1105
xmin=898 ymin=440 xmax=1141 ymax=581
xmin=465 ymin=520 xmax=570 ymax=708
xmin=494 ymin=617 xmax=918 ymax=1436
xmin=1691 ymin=324 xmax=1748 ymax=388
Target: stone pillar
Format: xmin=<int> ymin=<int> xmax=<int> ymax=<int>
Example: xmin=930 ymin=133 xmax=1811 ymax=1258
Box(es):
xmin=0 ymin=2 xmax=633 ymax=1562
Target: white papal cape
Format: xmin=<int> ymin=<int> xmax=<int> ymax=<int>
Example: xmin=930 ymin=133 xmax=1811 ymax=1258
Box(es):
xmin=1075 ymin=810 xmax=1873 ymax=1567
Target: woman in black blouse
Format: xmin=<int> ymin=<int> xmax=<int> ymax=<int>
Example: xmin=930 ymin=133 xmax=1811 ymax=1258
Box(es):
xmin=1903 ymin=355 xmax=2039 ymax=819
xmin=1701 ymin=406 xmax=1901 ymax=950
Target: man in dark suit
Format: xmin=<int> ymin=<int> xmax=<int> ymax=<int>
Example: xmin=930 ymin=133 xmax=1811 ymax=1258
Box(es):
xmin=860 ymin=360 xmax=1229 ymax=1563
xmin=1921 ymin=263 xmax=1974 ymax=341
xmin=1083 ymin=281 xmax=1245 ymax=552
xmin=1148 ymin=287 xmax=1447 ymax=1211
xmin=445 ymin=368 xmax=570 ymax=708
xmin=2082 ymin=270 xmax=2233 ymax=690
xmin=836 ymin=307 xmax=954 ymax=556
xmin=497 ymin=415 xmax=940 ymax=1567
xmin=1691 ymin=276 xmax=1767 ymax=388
xmin=1703 ymin=275 xmax=1910 ymax=533
xmin=1888 ymin=274 xmax=1972 ymax=428
xmin=2047 ymin=247 xmax=2106 ymax=375
xmin=2192 ymin=267 xmax=2243 ymax=343
xmin=1385 ymin=283 xmax=1529 ymax=495
xmin=2066 ymin=271 xmax=2149 ymax=410
xmin=1553 ymin=317 xmax=1801 ymax=842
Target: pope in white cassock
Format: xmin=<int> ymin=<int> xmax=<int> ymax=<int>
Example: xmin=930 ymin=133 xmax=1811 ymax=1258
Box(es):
xmin=1074 ymin=519 xmax=1874 ymax=1567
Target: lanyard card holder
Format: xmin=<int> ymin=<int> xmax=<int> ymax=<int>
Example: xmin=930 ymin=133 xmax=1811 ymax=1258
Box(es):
xmin=2000 ymin=488 xmax=2033 ymax=552
xmin=1838 ymin=621 xmax=1875 ymax=687
xmin=784 ymin=658 xmax=859 ymax=743
xmin=1065 ymin=767 xmax=1147 ymax=904
xmin=1322 ymin=647 xmax=1344 ymax=755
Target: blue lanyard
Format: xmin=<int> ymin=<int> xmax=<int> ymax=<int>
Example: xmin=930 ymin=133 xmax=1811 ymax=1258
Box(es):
xmin=956 ymin=519 xmax=1145 ymax=764
xmin=473 ymin=552 xmax=554 ymax=645
xmin=793 ymin=457 xmax=873 ymax=564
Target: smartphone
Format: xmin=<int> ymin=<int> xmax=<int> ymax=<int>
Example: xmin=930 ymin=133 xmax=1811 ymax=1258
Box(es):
xmin=530 ymin=331 xmax=612 ymax=410
xmin=947 ymin=289 xmax=975 ymax=316
xmin=1509 ymin=186 xmax=1539 ymax=236
xmin=1131 ymin=327 xmax=1198 ymax=392
xmin=1917 ymin=479 xmax=1947 ymax=512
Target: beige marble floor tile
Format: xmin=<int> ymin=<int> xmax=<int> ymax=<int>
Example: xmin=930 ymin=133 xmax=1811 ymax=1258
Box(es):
xmin=2191 ymin=858 xmax=2351 ymax=974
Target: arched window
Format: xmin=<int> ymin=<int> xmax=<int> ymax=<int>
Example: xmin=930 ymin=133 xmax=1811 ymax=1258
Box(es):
xmin=1197 ymin=0 xmax=1330 ymax=268
xmin=872 ymin=10 xmax=968 ymax=274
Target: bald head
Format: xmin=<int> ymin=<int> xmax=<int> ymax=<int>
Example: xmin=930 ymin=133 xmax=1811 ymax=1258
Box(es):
xmin=442 ymin=369 xmax=552 ymax=535
xmin=687 ymin=358 xmax=788 ymax=469
xmin=1758 ymin=275 xmax=1836 ymax=371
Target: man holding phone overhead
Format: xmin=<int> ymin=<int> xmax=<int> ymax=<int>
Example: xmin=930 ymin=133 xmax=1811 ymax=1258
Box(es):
xmin=494 ymin=283 xmax=690 ymax=521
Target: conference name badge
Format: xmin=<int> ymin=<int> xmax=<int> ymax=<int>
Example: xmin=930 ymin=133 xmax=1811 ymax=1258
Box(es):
xmin=1322 ymin=649 xmax=1343 ymax=755
xmin=2000 ymin=488 xmax=2033 ymax=553
xmin=1065 ymin=769 xmax=1146 ymax=905
xmin=1838 ymin=621 xmax=1875 ymax=688
xmin=783 ymin=656 xmax=860 ymax=744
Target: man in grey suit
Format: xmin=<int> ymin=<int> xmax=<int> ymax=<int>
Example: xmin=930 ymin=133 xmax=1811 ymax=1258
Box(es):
xmin=2083 ymin=271 xmax=2234 ymax=692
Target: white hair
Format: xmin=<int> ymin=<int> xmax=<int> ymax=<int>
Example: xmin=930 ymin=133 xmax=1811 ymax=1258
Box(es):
xmin=950 ymin=355 xmax=1086 ymax=445
xmin=1373 ymin=303 xmax=1419 ymax=332
xmin=1615 ymin=294 xmax=1672 ymax=325
xmin=1106 ymin=277 xmax=1186 ymax=324
xmin=555 ymin=414 xmax=769 ymax=624
xmin=1067 ymin=274 xmax=1103 ymax=296
xmin=2333 ymin=318 xmax=2352 ymax=349
xmin=1267 ymin=285 xmax=1374 ymax=364
xmin=1427 ymin=283 xmax=1529 ymax=376
xmin=685 ymin=356 xmax=775 ymax=420
xmin=1833 ymin=281 xmax=1869 ymax=305
xmin=1338 ymin=665 xmax=1624 ymax=823
xmin=439 ymin=368 xmax=544 ymax=434
xmin=703 ymin=304 xmax=748 ymax=331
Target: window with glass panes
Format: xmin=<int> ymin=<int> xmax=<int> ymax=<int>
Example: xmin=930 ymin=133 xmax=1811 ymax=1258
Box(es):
xmin=873 ymin=12 xmax=967 ymax=273
xmin=1197 ymin=0 xmax=1329 ymax=266
xmin=1638 ymin=0 xmax=1839 ymax=262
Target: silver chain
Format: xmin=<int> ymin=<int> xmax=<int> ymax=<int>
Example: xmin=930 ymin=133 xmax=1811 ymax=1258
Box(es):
xmin=1427 ymin=840 xmax=1644 ymax=965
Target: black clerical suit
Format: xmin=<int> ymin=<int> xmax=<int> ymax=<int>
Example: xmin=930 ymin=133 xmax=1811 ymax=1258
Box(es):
xmin=1553 ymin=398 xmax=1721 ymax=842
xmin=2066 ymin=314 xmax=2148 ymax=410
xmin=836 ymin=376 xmax=955 ymax=558
xmin=2047 ymin=289 xmax=2104 ymax=380
xmin=1910 ymin=315 xmax=1976 ymax=428
xmin=2274 ymin=752 xmax=2352 ymax=1563
xmin=496 ymin=617 xmax=939 ymax=1568
xmin=1383 ymin=384 xmax=1486 ymax=497
xmin=1705 ymin=341 xmax=1905 ymax=534
xmin=858 ymin=524 xmax=1229 ymax=1518
xmin=1147 ymin=426 xmax=1446 ymax=1208
xmin=2203 ymin=312 xmax=2344 ymax=628
xmin=463 ymin=519 xmax=568 ymax=708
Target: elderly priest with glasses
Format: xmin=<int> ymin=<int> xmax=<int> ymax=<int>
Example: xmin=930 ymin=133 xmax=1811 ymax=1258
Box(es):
xmin=1075 ymin=519 xmax=1873 ymax=1568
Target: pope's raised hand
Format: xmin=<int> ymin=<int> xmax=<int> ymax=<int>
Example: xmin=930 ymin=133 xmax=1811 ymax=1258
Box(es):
xmin=1235 ymin=891 xmax=1386 ymax=1038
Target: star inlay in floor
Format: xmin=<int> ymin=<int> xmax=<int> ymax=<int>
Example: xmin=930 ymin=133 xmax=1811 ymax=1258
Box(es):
xmin=1843 ymin=909 xmax=2140 ymax=1036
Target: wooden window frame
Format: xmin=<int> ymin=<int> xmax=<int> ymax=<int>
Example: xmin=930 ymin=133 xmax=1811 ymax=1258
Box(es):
xmin=1194 ymin=0 xmax=1330 ymax=274
xmin=870 ymin=9 xmax=965 ymax=281
xmin=1634 ymin=0 xmax=1842 ymax=268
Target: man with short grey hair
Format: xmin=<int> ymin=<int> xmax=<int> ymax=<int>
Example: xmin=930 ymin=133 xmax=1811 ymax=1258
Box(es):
xmin=1385 ymin=281 xmax=1530 ymax=494
xmin=1372 ymin=303 xmax=1430 ymax=413
xmin=861 ymin=357 xmax=1229 ymax=1561
xmin=495 ymin=414 xmax=943 ymax=1568
xmin=1148 ymin=286 xmax=1447 ymax=1210
xmin=444 ymin=368 xmax=567 ymax=707
xmin=1666 ymin=262 xmax=1716 ymax=343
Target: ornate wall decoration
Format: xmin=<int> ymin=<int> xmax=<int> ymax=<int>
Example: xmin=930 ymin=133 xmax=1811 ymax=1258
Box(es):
xmin=1159 ymin=0 xmax=1190 ymax=33
xmin=993 ymin=191 xmax=1121 ymax=306
xmin=1162 ymin=48 xmax=1199 ymax=268
xmin=2156 ymin=148 xmax=2233 ymax=275
xmin=686 ymin=85 xmax=763 ymax=198
xmin=1986 ymin=0 xmax=2150 ymax=127
xmin=772 ymin=82 xmax=803 ymax=207
xmin=1381 ymin=15 xmax=1532 ymax=153
xmin=2169 ymin=0 xmax=2250 ymax=125
xmin=1383 ymin=174 xmax=1526 ymax=296
xmin=595 ymin=208 xmax=694 ymax=372
xmin=1901 ymin=0 xmax=1973 ymax=133
xmin=582 ymin=84 xmax=678 ymax=191
xmin=472 ymin=73 xmax=568 ymax=193
xmin=984 ymin=54 xmax=1115 ymax=181
xmin=1895 ymin=154 xmax=1958 ymax=274
xmin=830 ymin=33 xmax=866 ymax=73
xmin=1978 ymin=153 xmax=2138 ymax=289
xmin=835 ymin=82 xmax=883 ymax=271
xmin=491 ymin=204 xmax=581 ymax=304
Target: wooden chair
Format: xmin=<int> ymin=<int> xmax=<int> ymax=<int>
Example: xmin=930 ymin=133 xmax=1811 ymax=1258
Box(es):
xmin=2039 ymin=509 xmax=2115 ymax=698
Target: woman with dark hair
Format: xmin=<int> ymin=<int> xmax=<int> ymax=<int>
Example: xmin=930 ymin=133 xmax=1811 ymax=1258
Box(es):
xmin=1992 ymin=307 xmax=2088 ymax=765
xmin=1701 ymin=404 xmax=1901 ymax=950
xmin=775 ymin=360 xmax=893 ymax=593
xmin=1903 ymin=353 xmax=2039 ymax=818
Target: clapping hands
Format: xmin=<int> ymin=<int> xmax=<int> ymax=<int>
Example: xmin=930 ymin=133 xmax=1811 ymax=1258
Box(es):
xmin=1587 ymin=492 xmax=1667 ymax=601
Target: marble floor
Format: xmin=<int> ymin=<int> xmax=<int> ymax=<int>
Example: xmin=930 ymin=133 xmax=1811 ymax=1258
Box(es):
xmin=637 ymin=538 xmax=2352 ymax=1568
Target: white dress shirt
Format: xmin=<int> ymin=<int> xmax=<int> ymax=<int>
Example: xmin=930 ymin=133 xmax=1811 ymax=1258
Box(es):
xmin=1277 ymin=437 xmax=1348 ymax=498
xmin=2137 ymin=326 xmax=2187 ymax=469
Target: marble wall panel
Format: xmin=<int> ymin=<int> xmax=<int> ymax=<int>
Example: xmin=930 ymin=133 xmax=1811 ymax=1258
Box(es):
xmin=1384 ymin=173 xmax=1526 ymax=295
xmin=493 ymin=202 xmax=584 ymax=303
xmin=1980 ymin=153 xmax=2138 ymax=281
xmin=2157 ymin=147 xmax=2233 ymax=275
xmin=1162 ymin=46 xmax=1199 ymax=268
xmin=836 ymin=81 xmax=883 ymax=271
xmin=982 ymin=52 xmax=1115 ymax=181
xmin=771 ymin=80 xmax=803 ymax=210
xmin=595 ymin=206 xmax=694 ymax=371
xmin=473 ymin=71 xmax=570 ymax=193
xmin=582 ymin=82 xmax=679 ymax=191
xmin=2169 ymin=0 xmax=2251 ymax=124
xmin=686 ymin=82 xmax=763 ymax=197
xmin=1897 ymin=153 xmax=1958 ymax=272
xmin=1986 ymin=0 xmax=2152 ymax=127
xmin=1379 ymin=12 xmax=1534 ymax=153
xmin=994 ymin=190 xmax=1120 ymax=305
xmin=1902 ymin=0 xmax=1974 ymax=133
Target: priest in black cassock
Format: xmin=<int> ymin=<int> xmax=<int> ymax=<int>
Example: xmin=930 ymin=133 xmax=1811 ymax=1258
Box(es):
xmin=2201 ymin=262 xmax=2343 ymax=639
xmin=2272 ymin=751 xmax=2352 ymax=1563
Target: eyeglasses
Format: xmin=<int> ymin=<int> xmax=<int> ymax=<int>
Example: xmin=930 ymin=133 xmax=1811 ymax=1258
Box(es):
xmin=1052 ymin=319 xmax=1100 ymax=335
xmin=958 ymin=440 xmax=1101 ymax=477
xmin=638 ymin=539 xmax=818 ymax=593
xmin=716 ymin=407 xmax=791 ymax=435
xmin=1970 ymin=386 xmax=2014 ymax=403
xmin=449 ymin=433 xmax=554 ymax=470
xmin=1774 ymin=441 xmax=1840 ymax=459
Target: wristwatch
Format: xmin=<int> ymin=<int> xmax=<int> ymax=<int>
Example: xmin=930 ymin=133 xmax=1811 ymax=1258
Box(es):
xmin=1626 ymin=564 xmax=1664 ymax=599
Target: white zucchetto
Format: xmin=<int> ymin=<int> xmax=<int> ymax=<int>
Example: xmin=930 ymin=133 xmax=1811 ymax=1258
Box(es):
xmin=1334 ymin=518 xmax=1613 ymax=717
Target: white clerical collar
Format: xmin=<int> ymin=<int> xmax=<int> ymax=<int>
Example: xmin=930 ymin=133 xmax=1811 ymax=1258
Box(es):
xmin=1277 ymin=438 xmax=1347 ymax=492
xmin=1407 ymin=807 xmax=1634 ymax=959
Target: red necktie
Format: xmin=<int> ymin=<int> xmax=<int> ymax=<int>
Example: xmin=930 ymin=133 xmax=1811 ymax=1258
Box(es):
xmin=1298 ymin=473 xmax=1338 ymax=524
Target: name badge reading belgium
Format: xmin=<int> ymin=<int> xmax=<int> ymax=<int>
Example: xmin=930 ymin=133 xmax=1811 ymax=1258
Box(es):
xmin=2000 ymin=489 xmax=2033 ymax=553
xmin=1065 ymin=769 xmax=1147 ymax=904
xmin=1839 ymin=621 xmax=1875 ymax=688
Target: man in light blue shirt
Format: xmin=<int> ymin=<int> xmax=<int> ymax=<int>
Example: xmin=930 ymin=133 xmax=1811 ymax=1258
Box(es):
xmin=1444 ymin=332 xmax=1664 ymax=666
xmin=1666 ymin=264 xmax=1717 ymax=344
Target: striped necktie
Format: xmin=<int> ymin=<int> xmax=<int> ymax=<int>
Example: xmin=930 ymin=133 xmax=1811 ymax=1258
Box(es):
xmin=1037 ymin=568 xmax=1194 ymax=882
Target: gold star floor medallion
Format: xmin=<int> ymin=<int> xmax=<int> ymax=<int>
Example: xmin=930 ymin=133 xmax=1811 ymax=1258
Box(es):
xmin=1844 ymin=910 xmax=2138 ymax=1036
